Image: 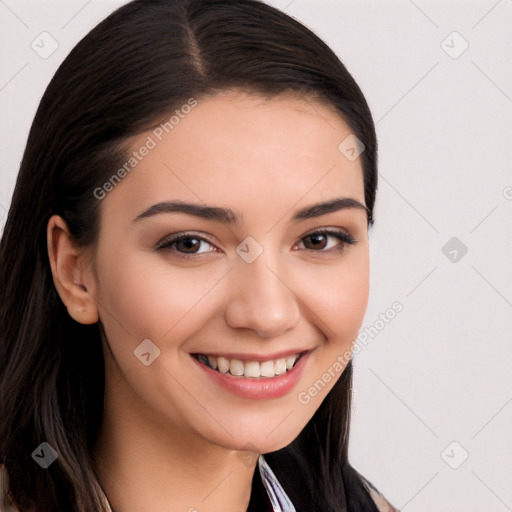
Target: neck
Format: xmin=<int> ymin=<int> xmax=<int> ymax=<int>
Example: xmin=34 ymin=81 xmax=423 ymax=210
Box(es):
xmin=92 ymin=366 xmax=257 ymax=512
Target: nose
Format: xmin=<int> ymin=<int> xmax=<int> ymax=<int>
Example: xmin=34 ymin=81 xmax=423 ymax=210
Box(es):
xmin=224 ymin=253 xmax=301 ymax=338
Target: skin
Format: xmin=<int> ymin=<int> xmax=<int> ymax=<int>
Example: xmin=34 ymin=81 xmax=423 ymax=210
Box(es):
xmin=47 ymin=90 xmax=370 ymax=512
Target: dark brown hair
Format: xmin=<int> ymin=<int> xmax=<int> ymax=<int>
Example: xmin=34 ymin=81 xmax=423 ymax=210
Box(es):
xmin=0 ymin=1 xmax=379 ymax=510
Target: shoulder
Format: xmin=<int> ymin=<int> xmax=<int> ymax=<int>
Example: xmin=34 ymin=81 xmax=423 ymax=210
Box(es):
xmin=360 ymin=473 xmax=400 ymax=512
xmin=368 ymin=488 xmax=399 ymax=512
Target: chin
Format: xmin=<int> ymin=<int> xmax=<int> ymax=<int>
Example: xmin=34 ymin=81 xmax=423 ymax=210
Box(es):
xmin=202 ymin=411 xmax=308 ymax=455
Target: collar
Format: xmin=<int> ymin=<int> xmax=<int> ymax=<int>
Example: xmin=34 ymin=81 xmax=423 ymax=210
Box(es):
xmin=258 ymin=454 xmax=296 ymax=512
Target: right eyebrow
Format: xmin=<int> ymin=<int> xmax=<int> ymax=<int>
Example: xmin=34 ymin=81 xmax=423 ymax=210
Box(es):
xmin=133 ymin=200 xmax=243 ymax=226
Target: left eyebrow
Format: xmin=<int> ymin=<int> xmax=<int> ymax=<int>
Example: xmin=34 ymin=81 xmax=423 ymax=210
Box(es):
xmin=290 ymin=197 xmax=369 ymax=221
xmin=133 ymin=197 xmax=368 ymax=225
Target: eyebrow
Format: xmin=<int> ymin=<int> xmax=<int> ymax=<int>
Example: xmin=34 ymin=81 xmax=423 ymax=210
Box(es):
xmin=133 ymin=197 xmax=369 ymax=225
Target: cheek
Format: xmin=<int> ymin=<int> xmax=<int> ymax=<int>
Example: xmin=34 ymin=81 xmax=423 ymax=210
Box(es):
xmin=299 ymin=250 xmax=369 ymax=344
xmin=94 ymin=251 xmax=225 ymax=344
xmin=333 ymin=263 xmax=369 ymax=336
xmin=293 ymin=252 xmax=368 ymax=411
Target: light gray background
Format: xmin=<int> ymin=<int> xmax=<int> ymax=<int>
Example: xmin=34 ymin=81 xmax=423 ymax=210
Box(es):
xmin=1 ymin=1 xmax=511 ymax=510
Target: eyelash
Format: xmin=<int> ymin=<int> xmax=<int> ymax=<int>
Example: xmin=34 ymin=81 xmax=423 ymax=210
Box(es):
xmin=156 ymin=228 xmax=356 ymax=259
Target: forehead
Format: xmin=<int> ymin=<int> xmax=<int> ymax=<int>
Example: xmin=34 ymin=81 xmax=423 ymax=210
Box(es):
xmin=101 ymin=91 xmax=366 ymax=220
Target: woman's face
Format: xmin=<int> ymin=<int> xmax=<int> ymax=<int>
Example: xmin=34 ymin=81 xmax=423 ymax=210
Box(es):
xmin=86 ymin=91 xmax=369 ymax=453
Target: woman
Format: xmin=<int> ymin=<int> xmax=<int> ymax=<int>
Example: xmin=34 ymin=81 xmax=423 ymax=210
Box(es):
xmin=0 ymin=0 xmax=398 ymax=510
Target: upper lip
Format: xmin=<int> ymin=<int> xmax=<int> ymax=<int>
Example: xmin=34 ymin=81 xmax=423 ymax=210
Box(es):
xmin=191 ymin=348 xmax=313 ymax=362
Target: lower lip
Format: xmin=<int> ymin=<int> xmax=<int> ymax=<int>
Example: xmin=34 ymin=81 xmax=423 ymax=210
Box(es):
xmin=191 ymin=352 xmax=310 ymax=399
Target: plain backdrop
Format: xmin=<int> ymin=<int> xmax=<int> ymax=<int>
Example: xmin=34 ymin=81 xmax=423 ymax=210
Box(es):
xmin=1 ymin=1 xmax=511 ymax=511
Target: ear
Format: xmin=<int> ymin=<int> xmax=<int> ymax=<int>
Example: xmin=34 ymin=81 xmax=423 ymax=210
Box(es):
xmin=47 ymin=215 xmax=99 ymax=325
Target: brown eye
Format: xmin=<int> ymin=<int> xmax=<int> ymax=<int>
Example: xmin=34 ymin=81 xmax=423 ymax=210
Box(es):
xmin=156 ymin=233 xmax=218 ymax=257
xmin=173 ymin=236 xmax=202 ymax=254
xmin=303 ymin=233 xmax=329 ymax=250
xmin=297 ymin=229 xmax=355 ymax=252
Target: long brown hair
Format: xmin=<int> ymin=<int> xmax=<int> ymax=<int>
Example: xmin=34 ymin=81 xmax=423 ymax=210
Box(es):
xmin=0 ymin=1 xmax=378 ymax=510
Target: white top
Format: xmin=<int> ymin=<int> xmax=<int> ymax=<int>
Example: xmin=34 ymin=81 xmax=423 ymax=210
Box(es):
xmin=257 ymin=455 xmax=296 ymax=512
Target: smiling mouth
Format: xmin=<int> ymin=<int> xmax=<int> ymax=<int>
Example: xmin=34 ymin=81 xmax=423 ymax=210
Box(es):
xmin=191 ymin=353 xmax=303 ymax=378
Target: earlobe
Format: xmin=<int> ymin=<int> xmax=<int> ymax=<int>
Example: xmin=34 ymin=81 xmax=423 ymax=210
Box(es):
xmin=46 ymin=215 xmax=99 ymax=325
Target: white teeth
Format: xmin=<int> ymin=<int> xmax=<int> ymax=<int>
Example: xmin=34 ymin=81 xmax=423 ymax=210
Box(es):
xmin=244 ymin=361 xmax=260 ymax=378
xmin=197 ymin=353 xmax=300 ymax=378
xmin=260 ymin=360 xmax=275 ymax=378
xmin=229 ymin=359 xmax=244 ymax=376
xmin=286 ymin=356 xmax=296 ymax=370
xmin=217 ymin=356 xmax=230 ymax=374
xmin=274 ymin=358 xmax=287 ymax=375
